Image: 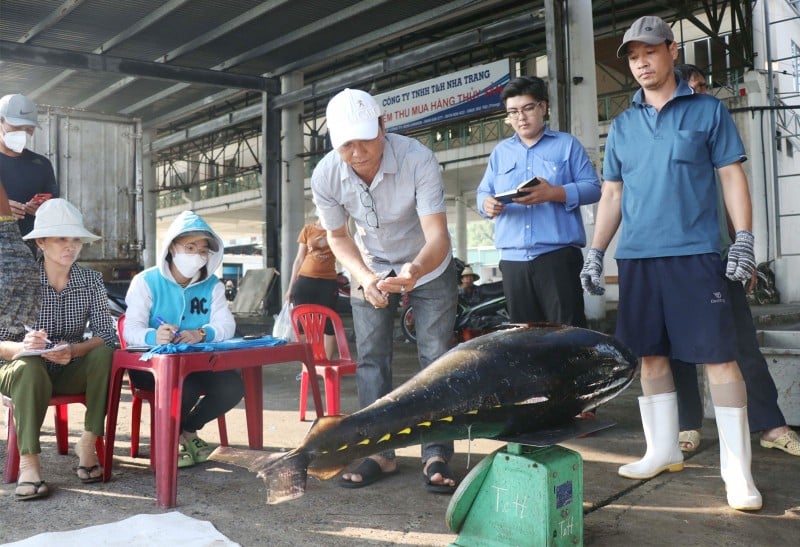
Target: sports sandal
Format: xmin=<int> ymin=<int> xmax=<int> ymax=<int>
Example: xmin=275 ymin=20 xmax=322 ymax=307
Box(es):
xmin=679 ymin=430 xmax=702 ymax=453
xmin=184 ymin=436 xmax=213 ymax=464
xmin=178 ymin=443 xmax=195 ymax=468
xmin=760 ymin=430 xmax=800 ymax=456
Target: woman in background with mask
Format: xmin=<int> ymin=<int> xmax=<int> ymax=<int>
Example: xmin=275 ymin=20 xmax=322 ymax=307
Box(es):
xmin=123 ymin=210 xmax=243 ymax=468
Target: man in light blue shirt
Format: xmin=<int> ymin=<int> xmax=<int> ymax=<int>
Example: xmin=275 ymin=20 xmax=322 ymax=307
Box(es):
xmin=476 ymin=76 xmax=600 ymax=326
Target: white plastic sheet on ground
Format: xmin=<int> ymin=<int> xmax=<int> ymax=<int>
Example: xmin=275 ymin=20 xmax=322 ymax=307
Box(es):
xmin=3 ymin=511 xmax=240 ymax=547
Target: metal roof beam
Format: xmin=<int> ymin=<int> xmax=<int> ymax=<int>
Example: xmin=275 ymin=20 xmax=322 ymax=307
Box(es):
xmin=137 ymin=0 xmax=502 ymax=127
xmin=75 ymin=0 xmax=292 ymax=109
xmin=273 ymin=11 xmax=543 ymax=109
xmin=118 ymin=0 xmax=392 ymax=115
xmin=29 ymin=0 xmax=192 ymax=101
xmin=16 ymin=0 xmax=85 ymax=43
xmin=267 ymin=0 xmax=508 ymax=77
xmin=0 ymin=41 xmax=271 ymax=91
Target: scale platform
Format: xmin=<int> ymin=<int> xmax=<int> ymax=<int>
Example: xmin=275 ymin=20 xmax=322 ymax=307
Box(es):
xmin=446 ymin=417 xmax=615 ymax=547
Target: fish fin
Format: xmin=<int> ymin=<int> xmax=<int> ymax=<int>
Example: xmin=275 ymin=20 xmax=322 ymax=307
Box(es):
xmin=256 ymin=449 xmax=310 ymax=504
xmin=208 ymin=446 xmax=285 ymax=472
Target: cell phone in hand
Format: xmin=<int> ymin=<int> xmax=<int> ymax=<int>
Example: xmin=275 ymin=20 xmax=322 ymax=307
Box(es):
xmin=29 ymin=193 xmax=52 ymax=206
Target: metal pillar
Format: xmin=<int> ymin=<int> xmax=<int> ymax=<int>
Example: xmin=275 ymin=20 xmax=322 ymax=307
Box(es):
xmin=544 ymin=0 xmax=567 ymax=132
xmin=263 ymin=83 xmax=283 ymax=314
xmin=455 ymin=196 xmax=467 ymax=263
xmin=568 ymin=0 xmax=605 ymax=320
xmin=279 ymin=72 xmax=306 ymax=301
xmin=141 ymin=128 xmax=158 ymax=269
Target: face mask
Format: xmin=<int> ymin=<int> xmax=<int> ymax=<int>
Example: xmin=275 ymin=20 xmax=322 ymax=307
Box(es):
xmin=2 ymin=131 xmax=27 ymax=153
xmin=172 ymin=253 xmax=207 ymax=279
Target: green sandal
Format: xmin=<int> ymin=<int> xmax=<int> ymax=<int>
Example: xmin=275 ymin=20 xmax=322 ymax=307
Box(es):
xmin=178 ymin=443 xmax=195 ymax=468
xmin=183 ymin=436 xmax=213 ymax=464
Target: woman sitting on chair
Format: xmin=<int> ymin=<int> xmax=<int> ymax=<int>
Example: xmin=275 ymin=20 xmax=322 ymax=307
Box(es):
xmin=123 ymin=210 xmax=243 ymax=468
xmin=0 ymin=198 xmax=115 ymax=500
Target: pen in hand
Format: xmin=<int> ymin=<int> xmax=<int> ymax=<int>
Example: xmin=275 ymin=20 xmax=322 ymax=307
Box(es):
xmin=154 ymin=316 xmax=179 ymax=339
xmin=23 ymin=325 xmax=52 ymax=344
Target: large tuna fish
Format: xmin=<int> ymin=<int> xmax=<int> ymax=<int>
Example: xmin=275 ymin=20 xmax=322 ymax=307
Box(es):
xmin=0 ymin=180 xmax=40 ymax=334
xmin=215 ymin=324 xmax=637 ymax=504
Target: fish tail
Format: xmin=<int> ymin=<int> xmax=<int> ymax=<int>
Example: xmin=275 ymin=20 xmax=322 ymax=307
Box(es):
xmin=256 ymin=449 xmax=310 ymax=504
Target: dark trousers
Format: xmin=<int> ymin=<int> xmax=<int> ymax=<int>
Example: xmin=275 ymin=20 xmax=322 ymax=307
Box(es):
xmin=500 ymin=246 xmax=586 ymax=327
xmin=671 ymin=278 xmax=785 ymax=432
xmin=129 ymin=369 xmax=244 ymax=433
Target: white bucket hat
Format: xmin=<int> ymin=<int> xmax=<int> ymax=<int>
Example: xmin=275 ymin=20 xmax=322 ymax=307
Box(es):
xmin=22 ymin=198 xmax=101 ymax=243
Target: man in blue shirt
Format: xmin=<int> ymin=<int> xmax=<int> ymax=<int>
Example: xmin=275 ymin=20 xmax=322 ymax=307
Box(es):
xmin=476 ymin=76 xmax=600 ymax=326
xmin=580 ymin=16 xmax=761 ymax=511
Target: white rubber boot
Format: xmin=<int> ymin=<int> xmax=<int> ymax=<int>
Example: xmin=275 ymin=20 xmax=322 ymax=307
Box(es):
xmin=618 ymin=392 xmax=684 ymax=479
xmin=715 ymin=406 xmax=762 ymax=511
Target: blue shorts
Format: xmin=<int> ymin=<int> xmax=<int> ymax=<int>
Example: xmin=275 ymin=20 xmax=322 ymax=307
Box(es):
xmin=615 ymin=254 xmax=737 ymax=364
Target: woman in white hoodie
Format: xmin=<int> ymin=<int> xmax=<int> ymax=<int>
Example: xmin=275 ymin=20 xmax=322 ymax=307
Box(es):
xmin=124 ymin=210 xmax=243 ymax=468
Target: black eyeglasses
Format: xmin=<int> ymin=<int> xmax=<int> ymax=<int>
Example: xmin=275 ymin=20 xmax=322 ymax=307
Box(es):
xmin=359 ymin=187 xmax=379 ymax=229
xmin=506 ymin=101 xmax=541 ymax=120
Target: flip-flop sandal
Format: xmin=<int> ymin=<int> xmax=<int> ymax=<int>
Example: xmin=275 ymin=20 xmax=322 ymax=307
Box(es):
xmin=76 ymin=464 xmax=103 ymax=483
xmin=338 ymin=458 xmax=398 ymax=489
xmin=184 ymin=436 xmax=213 ymax=463
xmin=679 ymin=430 xmax=701 ymax=453
xmin=178 ymin=443 xmax=195 ymax=468
xmin=15 ymin=480 xmax=50 ymax=501
xmin=423 ymin=460 xmax=457 ymax=494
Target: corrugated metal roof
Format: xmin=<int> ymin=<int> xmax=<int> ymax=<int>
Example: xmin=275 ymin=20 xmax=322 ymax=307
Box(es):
xmin=0 ymin=0 xmax=704 ymax=134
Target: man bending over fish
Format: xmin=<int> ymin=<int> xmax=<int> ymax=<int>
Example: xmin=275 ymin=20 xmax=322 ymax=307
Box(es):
xmin=311 ymin=88 xmax=459 ymax=493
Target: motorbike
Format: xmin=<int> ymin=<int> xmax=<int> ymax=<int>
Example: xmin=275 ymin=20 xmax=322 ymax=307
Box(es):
xmin=335 ymin=271 xmax=352 ymax=314
xmin=750 ymin=260 xmax=780 ymax=305
xmin=400 ymin=280 xmax=508 ymax=344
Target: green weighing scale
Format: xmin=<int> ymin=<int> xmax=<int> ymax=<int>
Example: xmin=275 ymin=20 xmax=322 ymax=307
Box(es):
xmin=445 ymin=417 xmax=614 ymax=547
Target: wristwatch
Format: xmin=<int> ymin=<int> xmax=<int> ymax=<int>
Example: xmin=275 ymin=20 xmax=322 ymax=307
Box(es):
xmin=197 ymin=328 xmax=207 ymax=342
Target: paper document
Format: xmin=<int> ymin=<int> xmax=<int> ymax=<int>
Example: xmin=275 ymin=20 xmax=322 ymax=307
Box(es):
xmin=12 ymin=343 xmax=69 ymax=359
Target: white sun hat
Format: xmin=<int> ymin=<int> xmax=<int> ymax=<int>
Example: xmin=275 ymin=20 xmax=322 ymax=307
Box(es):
xmin=22 ymin=198 xmax=101 ymax=243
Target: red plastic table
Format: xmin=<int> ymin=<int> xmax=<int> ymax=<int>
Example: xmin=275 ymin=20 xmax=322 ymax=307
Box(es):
xmin=103 ymin=342 xmax=320 ymax=508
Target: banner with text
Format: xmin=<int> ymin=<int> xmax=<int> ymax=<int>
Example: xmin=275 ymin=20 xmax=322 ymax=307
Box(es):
xmin=376 ymin=59 xmax=510 ymax=132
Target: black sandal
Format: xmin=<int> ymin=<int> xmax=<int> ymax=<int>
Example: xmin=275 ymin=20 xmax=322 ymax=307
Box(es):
xmin=338 ymin=458 xmax=398 ymax=489
xmin=423 ymin=460 xmax=457 ymax=494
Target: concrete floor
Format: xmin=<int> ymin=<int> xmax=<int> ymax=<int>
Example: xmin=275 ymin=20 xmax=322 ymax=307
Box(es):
xmin=1 ymin=313 xmax=799 ymax=546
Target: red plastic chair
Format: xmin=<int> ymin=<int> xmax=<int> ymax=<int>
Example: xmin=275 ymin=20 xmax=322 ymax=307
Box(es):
xmin=290 ymin=304 xmax=357 ymax=420
xmin=3 ymin=394 xmax=105 ymax=483
xmin=116 ymin=314 xmax=228 ymax=460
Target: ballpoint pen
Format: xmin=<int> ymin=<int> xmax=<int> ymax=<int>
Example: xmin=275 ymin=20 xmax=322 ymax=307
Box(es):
xmin=23 ymin=324 xmax=53 ymax=344
xmin=154 ymin=316 xmax=179 ymax=338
